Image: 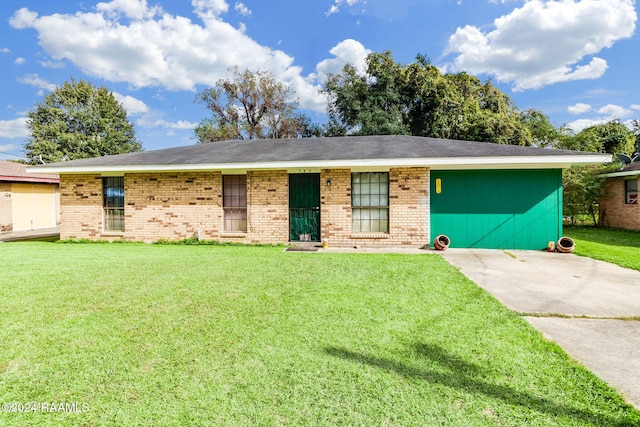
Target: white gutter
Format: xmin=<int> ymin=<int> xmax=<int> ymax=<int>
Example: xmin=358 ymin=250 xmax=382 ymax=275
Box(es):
xmin=28 ymin=154 xmax=611 ymax=174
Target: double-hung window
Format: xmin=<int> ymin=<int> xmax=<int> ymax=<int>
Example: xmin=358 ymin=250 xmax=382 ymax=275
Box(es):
xmin=103 ymin=176 xmax=124 ymax=232
xmin=223 ymin=175 xmax=247 ymax=232
xmin=625 ymin=179 xmax=638 ymax=204
xmin=351 ymin=172 xmax=389 ymax=233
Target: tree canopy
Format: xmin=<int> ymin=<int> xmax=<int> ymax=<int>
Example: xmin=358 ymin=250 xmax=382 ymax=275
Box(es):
xmin=323 ymin=52 xmax=533 ymax=145
xmin=519 ymin=109 xmax=561 ymax=148
xmin=25 ymin=78 xmax=141 ymax=164
xmin=556 ymin=120 xmax=636 ymax=155
xmin=557 ymin=120 xmax=635 ymax=225
xmin=194 ymin=67 xmax=320 ymax=143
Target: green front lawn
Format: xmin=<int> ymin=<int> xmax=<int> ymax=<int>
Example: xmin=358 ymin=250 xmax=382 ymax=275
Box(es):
xmin=0 ymin=243 xmax=638 ymax=426
xmin=564 ymin=226 xmax=640 ymax=271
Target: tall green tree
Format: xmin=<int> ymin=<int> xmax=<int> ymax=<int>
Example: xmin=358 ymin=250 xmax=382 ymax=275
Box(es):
xmin=194 ymin=67 xmax=318 ymax=142
xmin=324 ymin=53 xmax=410 ymax=136
xmin=25 ymin=78 xmax=141 ymax=164
xmin=324 ymin=52 xmax=533 ymax=145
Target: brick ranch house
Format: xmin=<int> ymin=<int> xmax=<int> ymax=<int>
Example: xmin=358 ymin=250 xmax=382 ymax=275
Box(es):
xmin=599 ymin=162 xmax=640 ymax=230
xmin=30 ymin=136 xmax=609 ymax=249
xmin=1 ymin=160 xmax=59 ymax=233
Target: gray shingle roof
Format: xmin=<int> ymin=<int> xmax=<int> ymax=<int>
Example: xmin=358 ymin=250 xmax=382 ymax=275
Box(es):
xmin=30 ymin=136 xmax=607 ymax=170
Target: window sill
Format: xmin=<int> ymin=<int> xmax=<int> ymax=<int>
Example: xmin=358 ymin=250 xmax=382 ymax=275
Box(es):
xmin=219 ymin=232 xmax=247 ymax=238
xmin=101 ymin=231 xmax=124 ymax=237
xmin=350 ymin=233 xmax=389 ymax=239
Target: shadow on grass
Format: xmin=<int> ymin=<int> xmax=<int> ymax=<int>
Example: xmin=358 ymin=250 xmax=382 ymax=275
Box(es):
xmin=325 ymin=344 xmax=638 ymax=427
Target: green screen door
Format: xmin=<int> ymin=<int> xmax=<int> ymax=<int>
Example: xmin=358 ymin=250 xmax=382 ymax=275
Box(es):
xmin=289 ymin=174 xmax=320 ymax=242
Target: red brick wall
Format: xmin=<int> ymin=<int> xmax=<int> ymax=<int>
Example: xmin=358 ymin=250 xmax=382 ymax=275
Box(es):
xmin=320 ymin=167 xmax=429 ymax=247
xmin=59 ymin=174 xmax=103 ymax=239
xmin=320 ymin=169 xmax=352 ymax=244
xmin=124 ymin=172 xmax=221 ymax=242
xmin=389 ymin=167 xmax=429 ymax=246
xmin=599 ymin=177 xmax=640 ymax=230
xmin=59 ymin=168 xmax=431 ymax=246
xmin=245 ymin=170 xmax=289 ymax=243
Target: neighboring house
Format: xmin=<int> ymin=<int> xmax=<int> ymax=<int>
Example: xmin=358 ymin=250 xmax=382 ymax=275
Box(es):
xmin=0 ymin=160 xmax=60 ymax=233
xmin=29 ymin=136 xmax=609 ymax=249
xmin=599 ymin=162 xmax=640 ymax=230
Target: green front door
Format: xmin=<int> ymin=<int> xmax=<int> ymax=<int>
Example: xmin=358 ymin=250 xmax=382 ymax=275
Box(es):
xmin=289 ymin=174 xmax=321 ymax=242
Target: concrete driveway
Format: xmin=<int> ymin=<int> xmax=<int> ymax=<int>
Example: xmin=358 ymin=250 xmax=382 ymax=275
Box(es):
xmin=440 ymin=249 xmax=640 ymax=409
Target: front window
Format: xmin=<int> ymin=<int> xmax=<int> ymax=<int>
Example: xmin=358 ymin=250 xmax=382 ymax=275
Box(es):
xmin=352 ymin=172 xmax=389 ymax=233
xmin=625 ymin=179 xmax=638 ymax=204
xmin=223 ymin=175 xmax=247 ymax=232
xmin=103 ymin=176 xmax=124 ymax=231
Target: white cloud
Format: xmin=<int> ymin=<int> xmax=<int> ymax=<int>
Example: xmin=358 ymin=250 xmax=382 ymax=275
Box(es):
xmin=566 ymin=118 xmax=602 ymax=132
xmin=568 ymin=103 xmax=592 ymax=115
xmin=0 ymin=144 xmax=19 ymax=152
xmin=155 ymin=119 xmax=197 ymax=130
xmin=325 ymin=0 xmax=361 ymax=16
xmin=0 ymin=118 xmax=28 ymax=139
xmin=328 ymin=0 xmax=361 ymax=12
xmin=326 ymin=0 xmax=413 ymax=19
xmin=96 ymin=0 xmax=162 ymax=20
xmin=0 ymin=48 xmax=10 ymax=54
xmin=631 ymin=104 xmax=640 ymax=111
xmin=137 ymin=116 xmax=197 ymax=130
xmin=9 ymin=0 xmax=334 ymax=112
xmin=566 ymin=103 xmax=635 ymax=132
xmin=314 ymin=39 xmax=372 ymax=84
xmin=17 ymin=74 xmax=57 ymax=92
xmin=598 ymin=104 xmax=632 ymax=118
xmin=38 ymin=60 xmax=65 ymax=69
xmin=14 ymin=57 xmax=25 ymax=65
xmin=234 ymin=2 xmax=251 ymax=16
xmin=113 ymin=93 xmax=149 ymax=115
xmin=326 ymin=5 xmax=340 ymax=16
xmin=8 ymin=8 xmax=38 ymax=29
xmin=445 ymin=0 xmax=637 ymax=91
xmin=192 ymin=0 xmax=230 ymax=19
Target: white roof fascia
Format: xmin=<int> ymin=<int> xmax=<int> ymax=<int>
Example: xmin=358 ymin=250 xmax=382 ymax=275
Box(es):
xmin=28 ymin=154 xmax=610 ymax=174
xmin=600 ymin=170 xmax=640 ymax=178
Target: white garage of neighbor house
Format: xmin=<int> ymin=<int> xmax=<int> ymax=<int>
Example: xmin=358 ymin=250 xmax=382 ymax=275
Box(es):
xmin=0 ymin=160 xmax=60 ymax=233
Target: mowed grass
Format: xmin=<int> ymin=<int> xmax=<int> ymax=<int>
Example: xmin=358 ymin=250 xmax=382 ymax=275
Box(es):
xmin=565 ymin=226 xmax=640 ymax=271
xmin=0 ymin=243 xmax=638 ymax=426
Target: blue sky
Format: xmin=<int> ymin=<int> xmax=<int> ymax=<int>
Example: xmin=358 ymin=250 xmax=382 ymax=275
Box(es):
xmin=0 ymin=0 xmax=638 ymax=160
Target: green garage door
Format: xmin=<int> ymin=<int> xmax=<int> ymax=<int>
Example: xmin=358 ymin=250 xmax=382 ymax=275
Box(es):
xmin=430 ymin=169 xmax=562 ymax=250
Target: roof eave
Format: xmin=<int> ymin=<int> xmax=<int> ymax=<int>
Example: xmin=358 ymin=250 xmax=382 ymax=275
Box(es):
xmin=0 ymin=175 xmax=60 ymax=184
xmin=28 ymin=154 xmax=611 ymax=174
xmin=600 ymin=170 xmax=640 ymax=178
